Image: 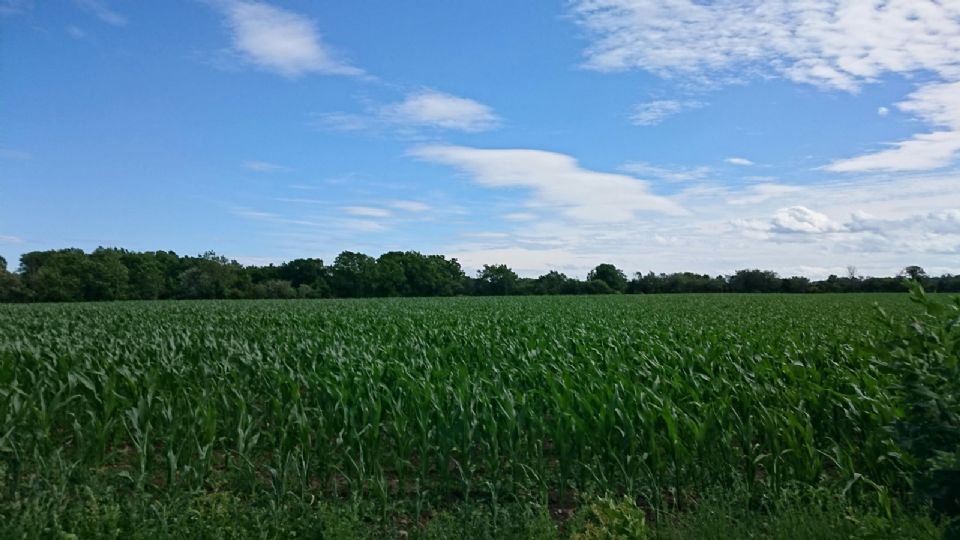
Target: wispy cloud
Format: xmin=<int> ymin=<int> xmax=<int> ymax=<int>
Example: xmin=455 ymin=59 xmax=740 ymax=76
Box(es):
xmin=826 ymin=82 xmax=960 ymax=172
xmin=216 ymin=0 xmax=362 ymax=77
xmin=317 ymin=90 xmax=500 ymax=134
xmin=389 ymin=200 xmax=431 ymax=213
xmin=242 ymin=159 xmax=291 ymax=173
xmin=727 ymin=183 xmax=802 ymax=205
xmin=342 ymin=206 xmax=391 ymax=218
xmin=571 ymin=0 xmax=960 ymax=172
xmin=503 ymin=212 xmax=537 ymax=222
xmin=410 ymin=145 xmax=687 ymax=223
xmin=75 ymin=0 xmax=126 ymax=26
xmin=0 ymin=234 xmax=23 ymax=244
xmin=724 ymin=157 xmax=754 ymax=166
xmin=630 ymin=99 xmax=704 ymax=126
xmin=340 ymin=219 xmax=386 ymax=232
xmin=621 ymin=161 xmax=710 ymax=182
xmin=382 ymin=90 xmax=500 ymax=132
xmin=447 ymin=171 xmax=960 ymax=279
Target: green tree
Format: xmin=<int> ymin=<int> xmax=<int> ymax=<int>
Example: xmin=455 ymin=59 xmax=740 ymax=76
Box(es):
xmin=261 ymin=279 xmax=297 ymax=299
xmin=0 ymin=255 xmax=27 ymax=302
xmin=476 ymin=264 xmax=518 ymax=296
xmin=728 ymin=269 xmax=781 ymax=293
xmin=19 ymin=248 xmax=90 ymax=301
xmin=176 ymin=252 xmax=251 ymax=299
xmin=176 ymin=267 xmax=218 ymax=299
xmin=330 ymin=251 xmax=377 ymax=297
xmin=121 ymin=251 xmax=166 ymax=300
xmin=902 ymin=265 xmax=927 ymax=281
xmin=278 ymin=258 xmax=327 ymax=289
xmin=535 ymin=270 xmax=575 ymax=295
xmin=86 ymin=248 xmax=129 ymax=300
xmin=587 ymin=263 xmax=627 ymax=292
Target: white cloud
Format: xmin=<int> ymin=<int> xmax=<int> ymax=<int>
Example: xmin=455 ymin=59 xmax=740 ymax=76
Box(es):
xmin=340 ymin=219 xmax=386 ymax=232
xmin=242 ymin=159 xmax=290 ymax=173
xmin=572 ymin=1 xmax=960 ymax=88
xmin=312 ymin=112 xmax=372 ymax=132
xmin=75 ymin=0 xmax=126 ymax=26
xmin=572 ymin=0 xmax=960 ymax=172
xmin=630 ymin=99 xmax=704 ymax=126
xmin=67 ymin=25 xmax=85 ymax=39
xmin=827 ymin=81 xmax=960 ymax=172
xmin=771 ymin=206 xmax=844 ymax=234
xmin=342 ymin=206 xmax=391 ymax=218
xmin=317 ymin=90 xmax=500 ymax=133
xmin=878 ymin=106 xmax=889 ymax=116
xmin=381 ymin=91 xmax=500 ymax=132
xmin=849 ymin=209 xmax=960 ymax=235
xmin=443 ymin=165 xmax=960 ymax=278
xmin=825 ymin=132 xmax=960 ymax=172
xmin=725 ymin=157 xmax=754 ymax=166
xmin=389 ymin=200 xmax=431 ymax=213
xmin=621 ymin=161 xmax=710 ymax=182
xmin=410 ymin=145 xmax=687 ymax=223
xmin=0 ymin=234 xmax=23 ymax=244
xmin=218 ymin=1 xmax=362 ymax=77
xmin=727 ymin=183 xmax=803 ymax=205
xmin=735 ymin=206 xmax=845 ymax=235
xmin=503 ymin=212 xmax=538 ymax=222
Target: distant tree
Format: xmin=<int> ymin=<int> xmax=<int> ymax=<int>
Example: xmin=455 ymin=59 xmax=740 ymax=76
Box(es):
xmin=476 ymin=264 xmax=518 ymax=296
xmin=901 ymin=265 xmax=927 ymax=281
xmin=535 ymin=270 xmax=575 ymax=295
xmin=781 ymin=276 xmax=812 ymax=293
xmin=583 ymin=279 xmax=615 ymax=294
xmin=175 ymin=252 xmax=251 ymax=299
xmin=375 ymin=251 xmax=412 ymax=297
xmin=19 ymin=248 xmax=91 ymax=301
xmin=176 ymin=267 xmax=218 ymax=299
xmin=86 ymin=248 xmax=129 ymax=300
xmin=261 ymin=279 xmax=297 ymax=299
xmin=330 ymin=251 xmax=377 ymax=297
xmin=120 ymin=251 xmax=165 ymax=299
xmin=278 ymin=258 xmax=327 ymax=288
xmin=587 ymin=263 xmax=627 ymax=292
xmin=728 ymin=269 xmax=781 ymax=293
xmin=0 ymin=255 xmax=27 ymax=302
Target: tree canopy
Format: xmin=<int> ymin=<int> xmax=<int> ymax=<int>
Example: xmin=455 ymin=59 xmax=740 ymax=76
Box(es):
xmin=0 ymin=247 xmax=956 ymax=303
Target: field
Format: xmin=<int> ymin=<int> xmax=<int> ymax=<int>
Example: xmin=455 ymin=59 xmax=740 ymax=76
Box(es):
xmin=0 ymin=294 xmax=952 ymax=538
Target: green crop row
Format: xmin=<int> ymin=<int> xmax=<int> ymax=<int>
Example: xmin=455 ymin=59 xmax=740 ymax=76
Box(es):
xmin=0 ymin=293 xmax=947 ymax=537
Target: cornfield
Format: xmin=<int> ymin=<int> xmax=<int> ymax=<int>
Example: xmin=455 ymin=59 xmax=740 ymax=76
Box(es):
xmin=3 ymin=293 xmax=945 ymax=539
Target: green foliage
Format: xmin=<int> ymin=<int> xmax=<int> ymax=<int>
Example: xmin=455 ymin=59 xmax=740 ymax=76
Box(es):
xmin=569 ymin=496 xmax=647 ymax=540
xmin=587 ymin=264 xmax=627 ymax=293
xmin=6 ymin=246 xmax=960 ymax=303
xmin=876 ymin=282 xmax=960 ymax=530
xmin=0 ymin=294 xmax=952 ymax=537
xmin=476 ymin=263 xmax=518 ymax=295
xmin=645 ymin=484 xmax=942 ymax=540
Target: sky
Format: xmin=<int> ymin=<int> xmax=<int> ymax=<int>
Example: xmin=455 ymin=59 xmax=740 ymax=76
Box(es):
xmin=2 ymin=0 xmax=960 ymax=279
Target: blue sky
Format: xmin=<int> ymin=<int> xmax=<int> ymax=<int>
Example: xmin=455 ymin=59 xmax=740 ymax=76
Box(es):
xmin=2 ymin=0 xmax=959 ymax=278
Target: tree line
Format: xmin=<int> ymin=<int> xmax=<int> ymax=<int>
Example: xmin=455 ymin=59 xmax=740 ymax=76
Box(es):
xmin=0 ymin=247 xmax=956 ymax=303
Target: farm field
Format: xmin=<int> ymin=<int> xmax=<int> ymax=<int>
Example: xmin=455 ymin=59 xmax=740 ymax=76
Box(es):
xmin=0 ymin=294 xmax=952 ymax=538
